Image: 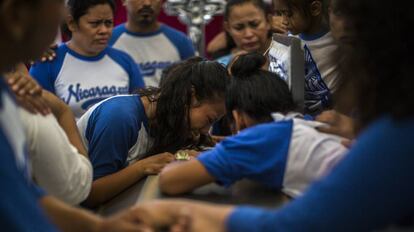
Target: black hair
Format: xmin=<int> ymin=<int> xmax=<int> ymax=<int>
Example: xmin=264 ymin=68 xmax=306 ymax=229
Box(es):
xmin=224 ymin=0 xmax=271 ymax=21
xmin=67 ymin=0 xmax=115 ymax=22
xmin=221 ymin=0 xmax=272 ymax=57
xmin=276 ymin=0 xmax=329 ymax=21
xmin=227 ymin=52 xmax=296 ymax=123
xmin=139 ymin=58 xmax=228 ymax=156
xmin=63 ymin=0 xmax=115 ymax=37
xmin=159 ymin=57 xmax=202 ymax=88
xmin=333 ymin=0 xmax=414 ymax=129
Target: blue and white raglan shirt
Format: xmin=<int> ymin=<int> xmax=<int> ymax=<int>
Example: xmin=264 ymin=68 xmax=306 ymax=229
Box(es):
xmin=77 ymin=95 xmax=152 ymax=180
xmin=197 ymin=113 xmax=348 ymax=198
xmin=30 ymin=44 xmax=145 ymax=119
xmin=268 ymin=31 xmax=338 ymax=115
xmin=0 ymin=79 xmax=57 ymax=231
xmin=301 ymin=31 xmax=338 ymax=114
xmin=227 ymin=115 xmax=414 ymax=232
xmin=110 ymin=24 xmax=195 ymax=87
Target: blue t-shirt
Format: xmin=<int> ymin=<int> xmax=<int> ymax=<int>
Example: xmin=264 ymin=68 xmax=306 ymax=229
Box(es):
xmin=198 ymin=121 xmax=293 ymax=189
xmin=110 ymin=24 xmax=195 ymax=87
xmin=0 ymin=79 xmax=57 ymax=231
xmin=216 ymin=54 xmax=233 ymax=67
xmin=199 ymin=116 xmax=347 ymax=197
xmin=227 ymin=115 xmax=414 ymax=232
xmin=30 ymin=44 xmax=144 ymax=118
xmin=77 ymin=95 xmax=150 ymax=180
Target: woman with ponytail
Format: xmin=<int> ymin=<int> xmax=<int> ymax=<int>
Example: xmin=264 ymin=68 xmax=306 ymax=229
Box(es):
xmin=159 ymin=52 xmax=348 ymax=198
xmin=76 ymin=57 xmax=228 ymax=207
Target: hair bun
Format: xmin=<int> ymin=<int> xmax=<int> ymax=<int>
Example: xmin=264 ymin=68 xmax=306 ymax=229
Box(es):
xmin=230 ymin=52 xmax=266 ymax=78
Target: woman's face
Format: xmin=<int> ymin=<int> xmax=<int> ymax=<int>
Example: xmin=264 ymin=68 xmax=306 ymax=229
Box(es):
xmin=189 ymin=99 xmax=226 ymax=136
xmin=225 ymin=2 xmax=271 ymax=53
xmin=273 ymin=0 xmax=308 ymax=35
xmin=69 ymin=4 xmax=114 ymax=56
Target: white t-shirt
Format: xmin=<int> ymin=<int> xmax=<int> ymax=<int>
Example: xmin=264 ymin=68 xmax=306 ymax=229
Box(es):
xmin=268 ymin=31 xmax=339 ymax=114
xmin=274 ymin=113 xmax=347 ymax=197
xmin=197 ymin=113 xmax=348 ymax=198
xmin=20 ymin=109 xmax=92 ymax=205
xmin=30 ymin=44 xmax=144 ymax=119
xmin=110 ymin=24 xmax=195 ymax=87
xmin=301 ymin=31 xmax=339 ymax=92
xmin=77 ymin=95 xmax=152 ymax=180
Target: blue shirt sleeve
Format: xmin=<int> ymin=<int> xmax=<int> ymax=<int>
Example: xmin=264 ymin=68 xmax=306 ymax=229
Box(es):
xmin=30 ymin=182 xmax=47 ymax=198
xmin=109 ymin=24 xmax=126 ymax=46
xmin=29 ymin=62 xmax=55 ymax=93
xmin=197 ymin=121 xmax=293 ymax=189
xmin=85 ymin=96 xmax=145 ymax=180
xmin=227 ymin=116 xmax=414 ymax=232
xmin=29 ymin=45 xmax=67 ymax=93
xmin=161 ymin=25 xmax=195 ymax=59
xmin=107 ymin=48 xmax=145 ymax=91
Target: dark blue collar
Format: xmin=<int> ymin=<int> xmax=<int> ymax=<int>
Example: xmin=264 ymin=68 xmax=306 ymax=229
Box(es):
xmin=299 ymin=29 xmax=330 ymax=41
xmin=63 ymin=43 xmax=108 ymax=61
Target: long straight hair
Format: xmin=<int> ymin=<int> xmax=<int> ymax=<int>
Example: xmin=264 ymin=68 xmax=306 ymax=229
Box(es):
xmin=138 ymin=58 xmax=228 ymax=156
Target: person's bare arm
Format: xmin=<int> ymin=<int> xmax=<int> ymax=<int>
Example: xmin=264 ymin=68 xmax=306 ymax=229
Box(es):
xmin=207 ymin=32 xmax=227 ymax=55
xmin=42 ymin=90 xmax=88 ymax=156
xmin=40 ymin=196 xmax=152 ymax=232
xmin=84 ymin=153 xmax=175 ymax=208
xmin=159 ymin=159 xmax=215 ymax=195
xmin=5 ymin=65 xmax=87 ymax=156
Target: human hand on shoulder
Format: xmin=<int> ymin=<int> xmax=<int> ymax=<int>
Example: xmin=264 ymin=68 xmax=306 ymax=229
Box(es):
xmin=4 ymin=70 xmax=51 ymax=115
xmin=30 ymin=44 xmax=58 ymax=64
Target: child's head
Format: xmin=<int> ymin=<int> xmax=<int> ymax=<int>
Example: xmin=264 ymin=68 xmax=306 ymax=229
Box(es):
xmin=273 ymin=0 xmax=328 ymax=35
xmin=328 ymin=0 xmax=350 ymax=42
xmin=224 ymin=0 xmax=272 ymax=54
xmin=141 ymin=58 xmax=229 ymax=155
xmin=228 ymin=53 xmax=295 ymax=131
